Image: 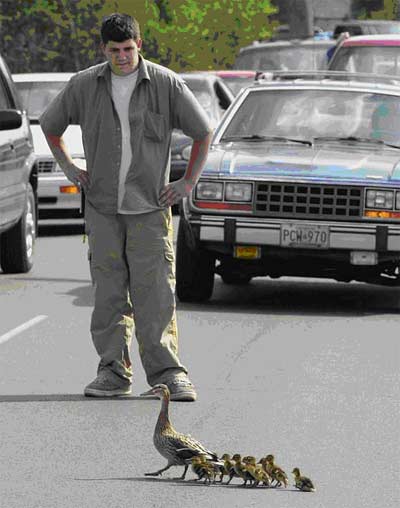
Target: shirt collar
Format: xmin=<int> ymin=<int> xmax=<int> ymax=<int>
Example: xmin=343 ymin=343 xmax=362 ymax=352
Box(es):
xmin=97 ymin=55 xmax=150 ymax=84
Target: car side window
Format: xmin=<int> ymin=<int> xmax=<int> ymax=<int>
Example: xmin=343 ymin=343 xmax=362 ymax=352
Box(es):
xmin=0 ymin=76 xmax=9 ymax=110
xmin=214 ymin=81 xmax=232 ymax=110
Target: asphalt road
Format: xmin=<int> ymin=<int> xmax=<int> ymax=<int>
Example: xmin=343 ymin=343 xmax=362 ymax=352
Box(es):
xmin=0 ymin=217 xmax=399 ymax=508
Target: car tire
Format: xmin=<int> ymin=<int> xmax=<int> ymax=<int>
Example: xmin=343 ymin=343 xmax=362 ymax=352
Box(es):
xmin=176 ymin=219 xmax=215 ymax=302
xmin=221 ymin=272 xmax=252 ymax=285
xmin=0 ymin=183 xmax=36 ymax=273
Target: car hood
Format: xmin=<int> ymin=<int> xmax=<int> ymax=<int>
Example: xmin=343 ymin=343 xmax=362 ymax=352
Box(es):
xmin=30 ymin=124 xmax=84 ymax=157
xmin=203 ymin=143 xmax=400 ymax=183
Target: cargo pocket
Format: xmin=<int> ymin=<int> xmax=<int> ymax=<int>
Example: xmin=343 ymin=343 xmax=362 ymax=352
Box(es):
xmin=163 ymin=236 xmax=175 ymax=280
xmin=144 ymin=111 xmax=166 ymax=142
xmin=164 ymin=239 xmax=175 ymax=263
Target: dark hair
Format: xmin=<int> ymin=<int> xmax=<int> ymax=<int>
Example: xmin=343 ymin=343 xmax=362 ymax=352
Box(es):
xmin=101 ymin=13 xmax=140 ymax=44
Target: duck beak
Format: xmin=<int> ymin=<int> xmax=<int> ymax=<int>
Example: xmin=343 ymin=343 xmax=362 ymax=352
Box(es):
xmin=140 ymin=387 xmax=158 ymax=398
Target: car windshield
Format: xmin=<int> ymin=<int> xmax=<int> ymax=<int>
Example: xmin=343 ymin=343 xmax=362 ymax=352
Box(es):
xmin=234 ymin=43 xmax=332 ymax=71
xmin=14 ymin=81 xmax=68 ymax=120
xmin=329 ymin=46 xmax=400 ymax=76
xmin=221 ymin=88 xmax=400 ymax=146
xmin=221 ymin=76 xmax=255 ymax=95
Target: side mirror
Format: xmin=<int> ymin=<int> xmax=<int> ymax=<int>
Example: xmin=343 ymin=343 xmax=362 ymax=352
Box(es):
xmin=0 ymin=109 xmax=23 ymax=130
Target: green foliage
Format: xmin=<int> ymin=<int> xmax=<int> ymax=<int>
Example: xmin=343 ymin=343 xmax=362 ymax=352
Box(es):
xmin=369 ymin=0 xmax=398 ymax=19
xmin=354 ymin=0 xmax=398 ymax=19
xmin=0 ymin=0 xmax=116 ymax=72
xmin=0 ymin=0 xmax=276 ymax=73
xmin=140 ymin=0 xmax=277 ymax=70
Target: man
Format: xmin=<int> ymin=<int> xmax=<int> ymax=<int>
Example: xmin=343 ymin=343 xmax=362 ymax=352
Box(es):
xmin=40 ymin=13 xmax=212 ymax=401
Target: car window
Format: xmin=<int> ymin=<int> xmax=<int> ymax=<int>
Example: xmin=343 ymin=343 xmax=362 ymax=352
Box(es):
xmin=0 ymin=76 xmax=9 ymax=110
xmin=235 ymin=44 xmax=332 ymax=71
xmin=183 ymin=78 xmax=220 ymax=126
xmin=330 ymin=46 xmax=400 ymax=75
xmin=221 ymin=89 xmax=400 ymax=146
xmin=221 ymin=76 xmax=255 ymax=95
xmin=14 ymin=81 xmax=67 ymax=120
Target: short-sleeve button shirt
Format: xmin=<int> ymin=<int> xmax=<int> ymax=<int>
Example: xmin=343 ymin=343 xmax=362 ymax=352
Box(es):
xmin=39 ymin=56 xmax=212 ymax=214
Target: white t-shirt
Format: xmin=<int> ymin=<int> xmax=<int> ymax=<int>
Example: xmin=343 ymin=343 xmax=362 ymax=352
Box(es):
xmin=111 ymin=70 xmax=138 ymax=213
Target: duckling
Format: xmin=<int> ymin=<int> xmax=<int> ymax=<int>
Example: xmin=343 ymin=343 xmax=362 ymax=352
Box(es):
xmin=190 ymin=455 xmax=206 ymax=481
xmin=200 ymin=459 xmax=218 ymax=485
xmin=217 ymin=453 xmax=233 ymax=483
xmin=292 ymin=467 xmax=315 ymax=492
xmin=233 ymin=456 xmax=255 ymax=487
xmin=226 ymin=453 xmax=242 ymax=484
xmin=251 ymin=465 xmax=271 ymax=487
xmin=191 ymin=455 xmax=217 ymax=484
xmin=243 ymin=456 xmax=271 ymax=487
xmin=142 ymin=384 xmax=222 ymax=479
xmin=262 ymin=455 xmax=288 ymax=488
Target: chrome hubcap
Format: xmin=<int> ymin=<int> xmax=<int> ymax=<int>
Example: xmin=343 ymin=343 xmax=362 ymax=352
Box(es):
xmin=25 ymin=194 xmax=35 ymax=259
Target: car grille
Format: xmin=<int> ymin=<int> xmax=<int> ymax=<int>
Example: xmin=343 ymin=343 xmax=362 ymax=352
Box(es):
xmin=37 ymin=159 xmax=57 ymax=173
xmin=254 ymin=182 xmax=363 ymax=220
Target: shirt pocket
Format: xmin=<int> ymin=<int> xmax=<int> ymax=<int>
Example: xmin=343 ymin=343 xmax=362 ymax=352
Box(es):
xmin=144 ymin=111 xmax=166 ymax=142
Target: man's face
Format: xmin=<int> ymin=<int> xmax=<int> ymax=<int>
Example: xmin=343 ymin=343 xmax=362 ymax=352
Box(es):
xmin=102 ymin=38 xmax=142 ymax=76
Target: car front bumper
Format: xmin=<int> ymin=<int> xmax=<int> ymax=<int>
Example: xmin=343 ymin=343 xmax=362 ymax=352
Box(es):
xmin=38 ymin=174 xmax=82 ymax=218
xmin=185 ymin=209 xmax=400 ymax=255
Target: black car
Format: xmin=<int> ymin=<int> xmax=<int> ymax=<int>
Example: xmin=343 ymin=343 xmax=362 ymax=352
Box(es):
xmin=0 ymin=53 xmax=37 ymax=273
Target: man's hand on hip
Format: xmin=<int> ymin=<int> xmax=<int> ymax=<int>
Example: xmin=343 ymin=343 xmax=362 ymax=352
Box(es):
xmin=159 ymin=178 xmax=193 ymax=207
xmin=64 ymin=162 xmax=90 ymax=192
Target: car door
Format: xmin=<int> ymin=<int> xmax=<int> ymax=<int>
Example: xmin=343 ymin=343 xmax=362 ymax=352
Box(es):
xmin=0 ymin=56 xmax=26 ymax=229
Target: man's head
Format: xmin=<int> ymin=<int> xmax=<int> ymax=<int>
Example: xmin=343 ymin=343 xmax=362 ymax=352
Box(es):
xmin=101 ymin=13 xmax=142 ymax=76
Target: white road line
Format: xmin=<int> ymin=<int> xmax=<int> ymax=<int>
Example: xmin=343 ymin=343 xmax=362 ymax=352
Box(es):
xmin=0 ymin=315 xmax=48 ymax=345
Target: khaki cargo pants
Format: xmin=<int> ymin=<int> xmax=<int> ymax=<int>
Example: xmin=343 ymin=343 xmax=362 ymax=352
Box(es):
xmin=85 ymin=202 xmax=187 ymax=386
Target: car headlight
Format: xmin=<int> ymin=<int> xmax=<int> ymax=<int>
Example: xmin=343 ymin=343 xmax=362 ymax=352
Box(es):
xmin=366 ymin=189 xmax=394 ymax=209
xmin=396 ymin=191 xmax=400 ymax=210
xmin=195 ymin=181 xmax=223 ymax=200
xmin=225 ymin=182 xmax=253 ymax=202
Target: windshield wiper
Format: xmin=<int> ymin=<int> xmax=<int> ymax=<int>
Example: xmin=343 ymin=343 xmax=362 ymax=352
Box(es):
xmin=313 ymin=136 xmax=400 ymax=149
xmin=221 ymin=134 xmax=312 ymax=146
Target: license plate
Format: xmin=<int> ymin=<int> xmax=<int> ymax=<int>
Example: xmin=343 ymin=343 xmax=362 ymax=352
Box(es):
xmin=234 ymin=245 xmax=261 ymax=259
xmin=281 ymin=224 xmax=329 ymax=249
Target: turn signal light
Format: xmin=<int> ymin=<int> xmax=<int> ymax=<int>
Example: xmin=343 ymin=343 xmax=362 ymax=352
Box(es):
xmin=59 ymin=185 xmax=80 ymax=194
xmin=364 ymin=210 xmax=400 ymax=219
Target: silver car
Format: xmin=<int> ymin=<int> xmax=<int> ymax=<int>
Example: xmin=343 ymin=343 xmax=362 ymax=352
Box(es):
xmin=177 ymin=72 xmax=400 ymax=301
xmin=13 ymin=73 xmax=85 ymax=219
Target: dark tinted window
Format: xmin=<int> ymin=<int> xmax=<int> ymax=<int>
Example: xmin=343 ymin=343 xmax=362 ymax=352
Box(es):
xmin=0 ymin=76 xmax=9 ymax=109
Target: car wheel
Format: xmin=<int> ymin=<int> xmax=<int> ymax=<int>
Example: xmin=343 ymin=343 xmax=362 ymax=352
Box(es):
xmin=221 ymin=272 xmax=252 ymax=285
xmin=176 ymin=219 xmax=215 ymax=302
xmin=0 ymin=183 xmax=36 ymax=273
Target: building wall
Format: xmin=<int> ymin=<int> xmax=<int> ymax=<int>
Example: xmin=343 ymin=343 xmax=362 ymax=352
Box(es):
xmin=272 ymin=0 xmax=392 ymax=31
xmin=313 ymin=0 xmax=352 ymax=29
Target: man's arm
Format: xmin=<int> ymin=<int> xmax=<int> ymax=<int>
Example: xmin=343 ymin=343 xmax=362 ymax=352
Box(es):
xmin=45 ymin=133 xmax=90 ymax=190
xmin=159 ymin=131 xmax=212 ymax=207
